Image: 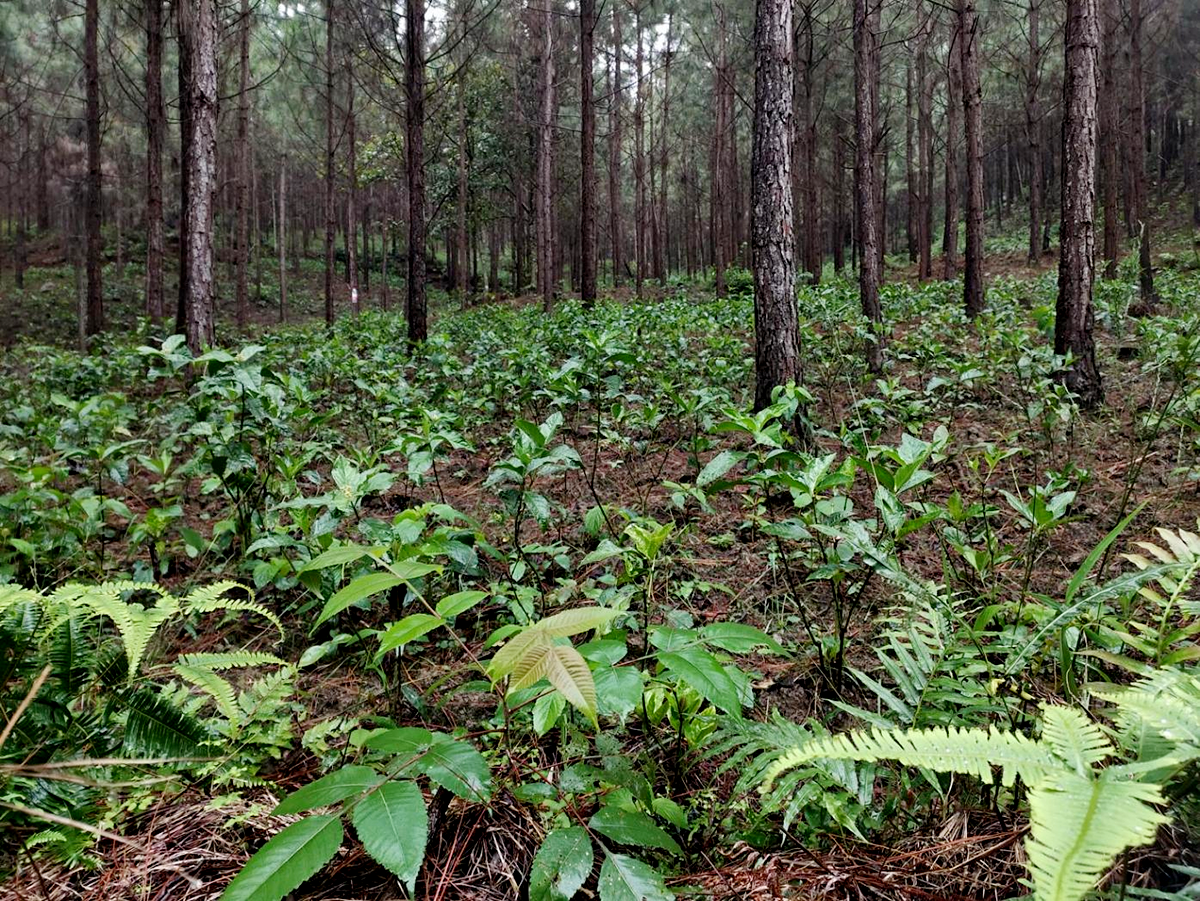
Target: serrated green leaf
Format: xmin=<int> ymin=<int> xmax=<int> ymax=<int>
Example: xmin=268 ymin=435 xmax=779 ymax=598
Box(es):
xmin=530 ymin=827 xmax=593 ymax=901
xmin=351 ymin=781 xmax=428 ymax=892
xmin=416 ymin=735 xmax=493 ymax=802
xmin=273 ymin=765 xmax=382 ymax=815
xmin=597 ymin=852 xmax=674 ymax=901
xmin=658 ymin=646 xmax=743 ymax=714
xmin=221 ymin=815 xmax=342 ymax=901
xmin=589 ymin=806 xmax=681 ymax=855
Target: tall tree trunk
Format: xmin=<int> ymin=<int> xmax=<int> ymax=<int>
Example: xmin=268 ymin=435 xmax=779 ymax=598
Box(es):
xmin=1056 ymin=0 xmax=1102 ymax=406
xmin=175 ymin=0 xmax=190 ymax=332
xmin=456 ymin=6 xmax=470 ymax=302
xmin=581 ymin=0 xmax=597 ymax=305
xmin=752 ymin=0 xmax=803 ymax=422
xmin=834 ymin=114 xmax=846 ymax=273
xmin=943 ymin=15 xmax=961 ymax=279
xmin=656 ymin=13 xmax=672 ymax=283
xmin=537 ymin=0 xmax=557 ymax=312
xmin=236 ymin=0 xmax=251 ymax=328
xmin=84 ymin=0 xmax=103 ymax=337
xmin=1026 ymin=0 xmax=1043 ymax=262
xmin=325 ymin=0 xmax=336 ymax=326
xmin=634 ymin=5 xmax=646 ymax=298
xmin=406 ymin=0 xmax=428 ymax=345
xmin=181 ymin=0 xmax=217 ymax=353
xmin=959 ymin=0 xmax=985 ymax=316
xmin=347 ymin=71 xmax=359 ymax=314
xmin=905 ymin=60 xmax=918 ymax=263
xmin=916 ymin=0 xmax=933 ymax=280
xmin=712 ymin=1 xmax=729 ymax=297
xmin=145 ymin=0 xmax=165 ymax=322
xmin=1129 ymin=0 xmax=1157 ymax=308
xmin=855 ymin=0 xmax=883 ymax=373
xmin=608 ymin=5 xmax=623 ymax=288
xmin=797 ymin=1 xmax=821 ymax=284
xmin=278 ymin=158 xmax=287 ymax=322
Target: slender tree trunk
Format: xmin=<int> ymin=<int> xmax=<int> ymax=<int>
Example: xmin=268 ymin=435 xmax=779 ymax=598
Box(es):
xmin=181 ymin=0 xmax=217 ymax=353
xmin=959 ymin=0 xmax=985 ymax=316
xmin=797 ymin=1 xmax=821 ymax=284
xmin=175 ymin=0 xmax=190 ymax=332
xmin=407 ymin=0 xmax=428 ymax=345
xmin=657 ymin=13 xmax=672 ymax=284
xmin=1026 ymin=0 xmax=1042 ymax=262
xmin=1057 ymin=0 xmax=1103 ymax=406
xmin=855 ymin=0 xmax=883 ymax=373
xmin=537 ymin=0 xmax=557 ymax=312
xmin=581 ymin=0 xmax=598 ymax=305
xmin=906 ymin=60 xmax=918 ymax=263
xmin=85 ymin=0 xmax=103 ymax=337
xmin=834 ymin=116 xmax=846 ymax=273
xmin=634 ymin=5 xmax=646 ymax=298
xmin=325 ymin=0 xmax=337 ymax=326
xmin=347 ymin=72 xmax=359 ymax=314
xmin=456 ymin=6 xmax=470 ymax=303
xmin=943 ymin=15 xmax=961 ymax=279
xmin=278 ymin=158 xmax=287 ymax=322
xmin=608 ymin=5 xmax=623 ymax=288
xmin=236 ymin=0 xmax=251 ymax=328
xmin=145 ymin=0 xmax=165 ymax=322
xmin=916 ymin=0 xmax=933 ymax=280
xmin=712 ymin=1 xmax=729 ymax=297
xmin=1129 ymin=0 xmax=1157 ymax=308
xmin=752 ymin=0 xmax=803 ymax=422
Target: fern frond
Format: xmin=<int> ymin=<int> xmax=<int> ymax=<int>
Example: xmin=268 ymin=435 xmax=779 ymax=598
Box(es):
xmin=1093 ymin=668 xmax=1200 ymax=749
xmin=1027 ymin=771 xmax=1168 ymax=901
xmin=761 ymin=724 xmax=1052 ymax=792
xmin=119 ymin=686 xmax=211 ymax=757
xmin=172 ymin=664 xmax=240 ymax=723
xmin=1039 ymin=706 xmax=1114 ymax=774
xmin=48 ymin=617 xmax=93 ymax=695
xmin=182 ymin=582 xmax=283 ymax=639
xmin=176 ymin=651 xmax=286 ymax=670
xmin=0 ymin=585 xmax=43 ymax=616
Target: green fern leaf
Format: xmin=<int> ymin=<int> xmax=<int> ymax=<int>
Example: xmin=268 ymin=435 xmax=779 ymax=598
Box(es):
xmin=183 ymin=582 xmax=283 ymax=639
xmin=1039 ymin=706 xmax=1114 ymax=774
xmin=173 ymin=664 xmax=240 ymax=723
xmin=1027 ymin=771 xmax=1168 ymax=901
xmin=762 ymin=724 xmax=1052 ymax=792
xmin=176 ymin=651 xmax=286 ymax=670
xmin=120 ymin=686 xmax=211 ymax=756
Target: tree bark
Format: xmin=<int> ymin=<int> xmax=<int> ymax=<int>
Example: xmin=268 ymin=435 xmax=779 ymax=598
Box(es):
xmin=236 ymin=0 xmax=252 ymax=329
xmin=959 ymin=0 xmax=985 ymax=316
xmin=581 ymin=0 xmax=598 ymax=305
xmin=145 ymin=0 xmax=165 ymax=322
xmin=634 ymin=4 xmax=646 ymax=298
xmin=943 ymin=15 xmax=961 ymax=280
xmin=905 ymin=60 xmax=918 ymax=264
xmin=855 ymin=0 xmax=883 ymax=373
xmin=1056 ymin=0 xmax=1103 ymax=407
xmin=1026 ymin=0 xmax=1043 ymax=262
xmin=407 ymin=0 xmax=428 ymax=345
xmin=656 ymin=13 xmax=672 ymax=283
xmin=712 ymin=1 xmax=729 ymax=297
xmin=1128 ymin=0 xmax=1157 ymax=308
xmin=537 ymin=0 xmax=557 ymax=312
xmin=752 ymin=0 xmax=803 ymax=421
xmin=797 ymin=1 xmax=821 ymax=284
xmin=347 ymin=70 xmax=359 ymax=314
xmin=181 ymin=0 xmax=217 ymax=353
xmin=916 ymin=0 xmax=933 ymax=280
xmin=456 ymin=5 xmax=470 ymax=302
xmin=608 ymin=4 xmax=623 ymax=288
xmin=278 ymin=158 xmax=287 ymax=322
xmin=85 ymin=0 xmax=103 ymax=337
xmin=325 ymin=0 xmax=337 ymax=326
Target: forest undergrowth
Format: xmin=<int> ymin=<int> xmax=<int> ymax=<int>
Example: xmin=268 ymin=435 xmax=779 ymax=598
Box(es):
xmin=2 ymin=257 xmax=1200 ymax=901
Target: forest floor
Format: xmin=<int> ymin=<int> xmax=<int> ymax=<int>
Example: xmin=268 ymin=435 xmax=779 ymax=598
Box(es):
xmin=1 ymin=232 xmax=1200 ymax=901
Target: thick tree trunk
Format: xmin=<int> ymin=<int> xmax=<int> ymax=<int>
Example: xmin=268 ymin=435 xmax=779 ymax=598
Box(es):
xmin=608 ymin=5 xmax=623 ymax=288
xmin=1056 ymin=0 xmax=1103 ymax=406
xmin=406 ymin=0 xmax=428 ymax=345
xmin=1026 ymin=0 xmax=1042 ymax=262
xmin=181 ymin=0 xmax=217 ymax=353
xmin=145 ymin=0 xmax=165 ymax=322
xmin=581 ymin=0 xmax=597 ymax=305
xmin=752 ymin=0 xmax=802 ymax=420
xmin=325 ymin=0 xmax=336 ymax=326
xmin=959 ymin=0 xmax=985 ymax=316
xmin=85 ymin=0 xmax=103 ymax=337
xmin=943 ymin=15 xmax=961 ymax=280
xmin=537 ymin=0 xmax=557 ymax=312
xmin=236 ymin=0 xmax=251 ymax=328
xmin=855 ymin=0 xmax=883 ymax=373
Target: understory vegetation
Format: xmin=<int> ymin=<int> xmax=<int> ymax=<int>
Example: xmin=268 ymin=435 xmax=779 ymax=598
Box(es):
xmin=3 ymin=261 xmax=1200 ymax=901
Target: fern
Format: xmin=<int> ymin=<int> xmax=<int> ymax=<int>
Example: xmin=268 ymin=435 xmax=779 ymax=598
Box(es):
xmin=751 ymin=701 xmax=1184 ymax=901
xmin=182 ymin=581 xmax=283 ymax=639
xmin=119 ymin=686 xmax=211 ymax=757
xmin=173 ymin=664 xmax=240 ymax=723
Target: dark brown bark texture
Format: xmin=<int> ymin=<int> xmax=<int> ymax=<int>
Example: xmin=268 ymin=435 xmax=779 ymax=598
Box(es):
xmin=182 ymin=0 xmax=217 ymax=353
xmin=752 ymin=0 xmax=801 ymax=414
xmin=145 ymin=0 xmax=165 ymax=322
xmin=581 ymin=0 xmax=597 ymax=306
xmin=1056 ymin=0 xmax=1103 ymax=407
xmin=959 ymin=0 xmax=985 ymax=317
xmin=85 ymin=0 xmax=103 ymax=337
xmin=406 ymin=0 xmax=428 ymax=345
xmin=855 ymin=0 xmax=883 ymax=373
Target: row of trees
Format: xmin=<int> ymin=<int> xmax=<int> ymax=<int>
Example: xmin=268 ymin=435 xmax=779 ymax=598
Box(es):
xmin=0 ymin=0 xmax=1191 ymax=387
